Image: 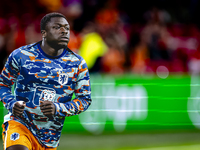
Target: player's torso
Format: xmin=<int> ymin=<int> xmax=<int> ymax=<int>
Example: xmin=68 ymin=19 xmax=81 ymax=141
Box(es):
xmin=3 ymin=44 xmax=82 ymax=147
xmin=15 ymin=45 xmax=79 ymax=109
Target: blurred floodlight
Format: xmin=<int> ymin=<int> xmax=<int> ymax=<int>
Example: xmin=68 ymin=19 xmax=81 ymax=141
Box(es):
xmin=156 ymin=66 xmax=169 ymax=79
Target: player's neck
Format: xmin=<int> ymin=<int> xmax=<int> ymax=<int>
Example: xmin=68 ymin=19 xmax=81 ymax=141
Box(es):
xmin=40 ymin=41 xmax=64 ymax=57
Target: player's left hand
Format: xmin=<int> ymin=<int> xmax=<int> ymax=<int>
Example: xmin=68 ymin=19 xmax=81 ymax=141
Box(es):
xmin=40 ymin=101 xmax=56 ymax=117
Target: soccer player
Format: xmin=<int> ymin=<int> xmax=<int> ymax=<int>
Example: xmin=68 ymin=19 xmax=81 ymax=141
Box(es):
xmin=0 ymin=12 xmax=92 ymax=150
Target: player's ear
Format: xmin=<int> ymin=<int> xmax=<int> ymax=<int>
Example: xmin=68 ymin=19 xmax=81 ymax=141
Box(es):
xmin=41 ymin=30 xmax=47 ymax=38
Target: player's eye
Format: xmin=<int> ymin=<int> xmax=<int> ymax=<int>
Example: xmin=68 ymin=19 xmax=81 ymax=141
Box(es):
xmin=53 ymin=26 xmax=60 ymax=29
xmin=64 ymin=26 xmax=70 ymax=30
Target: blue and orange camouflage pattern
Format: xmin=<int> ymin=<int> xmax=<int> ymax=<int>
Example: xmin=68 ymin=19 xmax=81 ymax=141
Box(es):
xmin=0 ymin=42 xmax=92 ymax=148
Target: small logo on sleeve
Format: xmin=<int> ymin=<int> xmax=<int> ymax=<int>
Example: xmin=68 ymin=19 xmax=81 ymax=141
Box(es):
xmin=10 ymin=133 xmax=20 ymax=141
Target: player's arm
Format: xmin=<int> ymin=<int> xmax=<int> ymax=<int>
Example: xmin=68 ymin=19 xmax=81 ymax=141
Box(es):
xmin=0 ymin=52 xmax=23 ymax=116
xmin=54 ymin=59 xmax=92 ymax=117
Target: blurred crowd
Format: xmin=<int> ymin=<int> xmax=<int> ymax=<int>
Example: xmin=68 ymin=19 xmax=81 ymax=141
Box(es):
xmin=1 ymin=0 xmax=200 ymax=75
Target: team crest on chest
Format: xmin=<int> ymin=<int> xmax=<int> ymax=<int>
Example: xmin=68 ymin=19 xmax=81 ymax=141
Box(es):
xmin=58 ymin=72 xmax=68 ymax=85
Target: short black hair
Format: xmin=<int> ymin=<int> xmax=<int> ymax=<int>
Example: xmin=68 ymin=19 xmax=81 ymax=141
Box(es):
xmin=40 ymin=12 xmax=67 ymax=31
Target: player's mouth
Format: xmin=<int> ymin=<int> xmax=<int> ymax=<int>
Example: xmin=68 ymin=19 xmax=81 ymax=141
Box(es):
xmin=60 ymin=37 xmax=69 ymax=42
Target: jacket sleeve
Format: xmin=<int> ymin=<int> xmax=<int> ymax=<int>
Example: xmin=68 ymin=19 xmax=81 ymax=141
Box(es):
xmin=0 ymin=52 xmax=19 ymax=113
xmin=54 ymin=59 xmax=92 ymax=117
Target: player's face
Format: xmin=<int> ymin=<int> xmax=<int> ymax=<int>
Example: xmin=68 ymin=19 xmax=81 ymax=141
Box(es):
xmin=44 ymin=17 xmax=70 ymax=49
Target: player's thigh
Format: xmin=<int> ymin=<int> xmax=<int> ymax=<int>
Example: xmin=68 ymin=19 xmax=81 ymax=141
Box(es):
xmin=6 ymin=145 xmax=29 ymax=150
xmin=2 ymin=121 xmax=58 ymax=150
xmin=2 ymin=121 xmax=32 ymax=150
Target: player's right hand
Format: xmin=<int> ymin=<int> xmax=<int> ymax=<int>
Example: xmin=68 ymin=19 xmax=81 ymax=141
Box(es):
xmin=12 ymin=101 xmax=26 ymax=117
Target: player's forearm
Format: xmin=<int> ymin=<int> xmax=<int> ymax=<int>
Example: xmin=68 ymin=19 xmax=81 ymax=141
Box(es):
xmin=0 ymin=69 xmax=17 ymax=113
xmin=0 ymin=52 xmax=19 ymax=113
xmin=54 ymin=96 xmax=92 ymax=117
xmin=0 ymin=85 xmax=17 ymax=113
